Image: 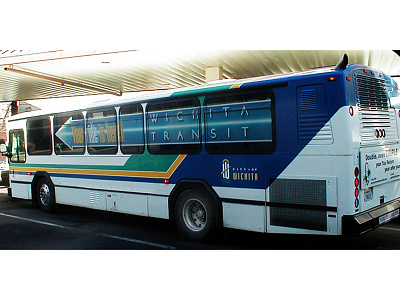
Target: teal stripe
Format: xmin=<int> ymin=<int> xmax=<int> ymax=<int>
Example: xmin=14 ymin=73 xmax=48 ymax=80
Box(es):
xmin=11 ymin=152 xmax=180 ymax=172
xmin=171 ymin=85 xmax=233 ymax=97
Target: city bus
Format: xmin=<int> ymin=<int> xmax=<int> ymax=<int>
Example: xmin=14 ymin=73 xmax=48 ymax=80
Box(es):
xmin=3 ymin=54 xmax=400 ymax=240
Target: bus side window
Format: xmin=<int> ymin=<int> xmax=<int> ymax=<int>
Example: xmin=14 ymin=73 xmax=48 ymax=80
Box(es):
xmin=27 ymin=117 xmax=52 ymax=155
xmin=86 ymin=108 xmax=118 ymax=155
xmin=9 ymin=129 xmax=26 ymax=163
xmin=205 ymin=90 xmax=275 ymax=154
xmin=119 ymin=104 xmax=144 ymax=154
xmin=54 ymin=112 xmax=85 ymax=155
xmin=146 ymin=98 xmax=201 ymax=154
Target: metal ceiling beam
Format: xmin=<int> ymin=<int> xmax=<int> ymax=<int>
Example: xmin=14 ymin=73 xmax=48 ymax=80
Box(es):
xmin=3 ymin=65 xmax=122 ymax=96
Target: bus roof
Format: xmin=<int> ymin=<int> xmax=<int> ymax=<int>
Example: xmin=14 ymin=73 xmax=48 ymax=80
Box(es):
xmin=88 ymin=65 xmax=341 ymax=110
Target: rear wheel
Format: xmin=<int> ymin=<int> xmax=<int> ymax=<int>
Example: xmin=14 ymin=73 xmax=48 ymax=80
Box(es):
xmin=36 ymin=177 xmax=56 ymax=213
xmin=174 ymin=189 xmax=216 ymax=240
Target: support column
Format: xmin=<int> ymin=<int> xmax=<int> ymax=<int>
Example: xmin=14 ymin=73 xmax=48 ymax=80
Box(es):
xmin=205 ymin=66 xmax=223 ymax=83
xmin=11 ymin=101 xmax=18 ymax=115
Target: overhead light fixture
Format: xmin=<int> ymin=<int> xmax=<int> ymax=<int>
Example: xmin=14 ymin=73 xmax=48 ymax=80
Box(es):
xmin=4 ymin=65 xmax=122 ymax=96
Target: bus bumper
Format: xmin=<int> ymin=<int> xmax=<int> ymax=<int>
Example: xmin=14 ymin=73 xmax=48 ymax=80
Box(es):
xmin=342 ymin=199 xmax=400 ymax=236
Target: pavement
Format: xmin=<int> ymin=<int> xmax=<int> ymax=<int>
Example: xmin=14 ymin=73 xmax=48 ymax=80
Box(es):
xmin=1 ymin=184 xmax=400 ymax=250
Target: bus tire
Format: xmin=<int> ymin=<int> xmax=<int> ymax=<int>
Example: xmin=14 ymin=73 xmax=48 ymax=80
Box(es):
xmin=36 ymin=177 xmax=56 ymax=213
xmin=174 ymin=189 xmax=216 ymax=241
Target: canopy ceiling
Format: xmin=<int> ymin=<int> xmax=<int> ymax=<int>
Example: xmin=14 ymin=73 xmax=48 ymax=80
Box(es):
xmin=1 ymin=50 xmax=400 ymax=102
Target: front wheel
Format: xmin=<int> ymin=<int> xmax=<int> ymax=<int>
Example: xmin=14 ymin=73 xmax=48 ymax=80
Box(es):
xmin=36 ymin=177 xmax=56 ymax=213
xmin=174 ymin=189 xmax=216 ymax=240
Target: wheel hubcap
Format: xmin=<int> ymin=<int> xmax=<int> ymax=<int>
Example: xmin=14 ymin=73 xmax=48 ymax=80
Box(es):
xmin=182 ymin=199 xmax=207 ymax=232
xmin=39 ymin=184 xmax=51 ymax=206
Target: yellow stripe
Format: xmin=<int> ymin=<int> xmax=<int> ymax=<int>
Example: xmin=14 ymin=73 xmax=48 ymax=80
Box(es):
xmin=11 ymin=154 xmax=187 ymax=179
xmin=165 ymin=154 xmax=186 ymax=176
xmin=230 ymin=83 xmax=242 ymax=89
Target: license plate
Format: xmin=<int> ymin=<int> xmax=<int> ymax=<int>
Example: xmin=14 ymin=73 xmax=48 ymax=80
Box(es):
xmin=379 ymin=209 xmax=400 ymax=225
xmin=364 ymin=188 xmax=373 ymax=202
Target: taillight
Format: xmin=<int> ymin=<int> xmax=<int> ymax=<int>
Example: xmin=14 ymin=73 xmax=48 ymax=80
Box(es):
xmin=354 ymin=167 xmax=360 ymax=208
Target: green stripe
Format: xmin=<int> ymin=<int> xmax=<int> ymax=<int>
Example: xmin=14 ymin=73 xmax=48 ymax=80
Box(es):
xmin=11 ymin=152 xmax=179 ymax=172
xmin=171 ymin=85 xmax=232 ymax=97
xmin=123 ymin=153 xmax=178 ymax=172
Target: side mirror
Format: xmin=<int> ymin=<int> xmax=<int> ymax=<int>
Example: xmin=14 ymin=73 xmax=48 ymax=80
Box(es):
xmin=0 ymin=143 xmax=7 ymax=153
xmin=0 ymin=142 xmax=10 ymax=158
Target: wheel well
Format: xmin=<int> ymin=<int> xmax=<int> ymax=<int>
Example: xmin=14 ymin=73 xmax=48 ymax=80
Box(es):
xmin=169 ymin=179 xmax=222 ymax=227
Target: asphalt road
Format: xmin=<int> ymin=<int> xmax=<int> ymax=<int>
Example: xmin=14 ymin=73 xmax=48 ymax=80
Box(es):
xmin=1 ymin=185 xmax=400 ymax=250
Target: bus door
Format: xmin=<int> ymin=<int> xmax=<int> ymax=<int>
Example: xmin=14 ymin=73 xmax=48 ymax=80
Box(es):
xmin=8 ymin=129 xmax=28 ymax=198
xmin=9 ymin=129 xmax=26 ymax=164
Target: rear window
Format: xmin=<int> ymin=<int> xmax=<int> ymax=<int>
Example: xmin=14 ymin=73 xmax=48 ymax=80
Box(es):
xmin=205 ymin=90 xmax=275 ymax=154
